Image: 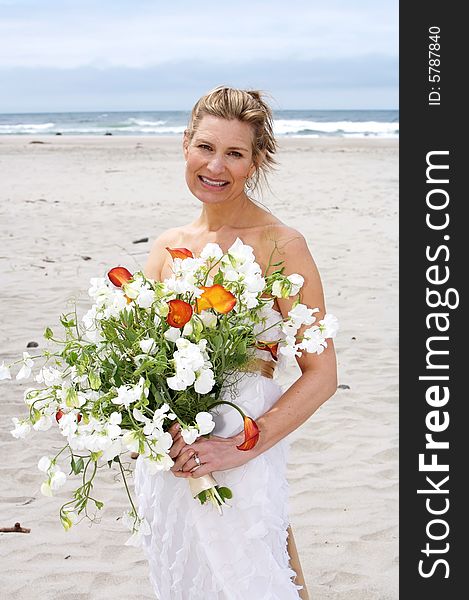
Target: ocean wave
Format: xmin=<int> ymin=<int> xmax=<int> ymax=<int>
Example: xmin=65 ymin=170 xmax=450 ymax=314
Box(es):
xmin=0 ymin=122 xmax=55 ymax=133
xmin=273 ymin=119 xmax=399 ymax=136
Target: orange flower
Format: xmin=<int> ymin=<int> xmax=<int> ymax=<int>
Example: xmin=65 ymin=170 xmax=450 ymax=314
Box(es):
xmin=167 ymin=299 xmax=193 ymax=328
xmin=255 ymin=341 xmax=279 ymax=361
xmin=108 ymin=266 xmax=133 ymax=288
xmin=196 ymin=285 xmax=236 ymax=314
xmin=236 ymin=416 xmax=260 ymax=451
xmin=166 ymin=247 xmax=194 ymax=260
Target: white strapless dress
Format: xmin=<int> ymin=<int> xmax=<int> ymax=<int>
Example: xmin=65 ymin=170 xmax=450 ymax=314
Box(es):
xmin=134 ymin=309 xmax=301 ymax=599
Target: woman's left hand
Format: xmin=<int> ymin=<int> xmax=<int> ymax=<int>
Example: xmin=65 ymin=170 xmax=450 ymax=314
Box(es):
xmin=170 ymin=432 xmax=252 ymax=479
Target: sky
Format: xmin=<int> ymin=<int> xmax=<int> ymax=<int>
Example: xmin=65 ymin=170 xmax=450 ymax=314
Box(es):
xmin=0 ymin=0 xmax=398 ymax=112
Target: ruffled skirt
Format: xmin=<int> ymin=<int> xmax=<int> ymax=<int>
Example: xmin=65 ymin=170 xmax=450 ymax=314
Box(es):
xmin=134 ymin=372 xmax=301 ymax=600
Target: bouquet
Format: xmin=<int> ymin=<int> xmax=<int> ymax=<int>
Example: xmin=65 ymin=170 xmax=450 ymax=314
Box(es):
xmin=1 ymin=238 xmax=338 ymax=540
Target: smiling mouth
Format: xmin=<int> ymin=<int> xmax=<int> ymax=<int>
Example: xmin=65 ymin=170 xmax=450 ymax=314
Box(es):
xmin=198 ymin=175 xmax=229 ymax=188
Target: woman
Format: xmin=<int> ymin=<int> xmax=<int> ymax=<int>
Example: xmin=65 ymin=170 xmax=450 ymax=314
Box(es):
xmin=134 ymin=86 xmax=337 ymax=599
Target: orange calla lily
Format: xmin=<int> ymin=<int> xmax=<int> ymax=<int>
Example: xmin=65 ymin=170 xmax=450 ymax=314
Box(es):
xmin=166 ymin=247 xmax=194 ymax=260
xmin=108 ymin=266 xmax=133 ymax=288
xmin=167 ymin=299 xmax=193 ymax=328
xmin=236 ymin=416 xmax=260 ymax=451
xmin=196 ymin=285 xmax=236 ymax=314
xmin=255 ymin=341 xmax=279 ymax=361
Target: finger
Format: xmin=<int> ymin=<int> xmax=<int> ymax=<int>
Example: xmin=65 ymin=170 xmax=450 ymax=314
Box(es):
xmin=172 ymin=469 xmax=193 ymax=478
xmin=168 ymin=422 xmax=181 ymax=439
xmin=171 ymin=448 xmax=195 ymax=472
xmin=169 ymin=436 xmax=187 ymax=459
xmin=189 ymin=463 xmax=213 ymax=479
xmin=181 ymin=455 xmax=200 ymax=473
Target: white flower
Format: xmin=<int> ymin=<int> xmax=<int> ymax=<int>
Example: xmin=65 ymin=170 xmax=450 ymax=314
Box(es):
xmin=182 ymin=321 xmax=193 ymax=336
xmin=195 ymin=412 xmax=215 ymax=435
xmin=272 ymin=273 xmax=304 ymax=299
xmin=101 ymin=438 xmax=123 ymax=462
xmin=319 ymin=313 xmax=339 ymax=339
xmin=288 ymin=304 xmax=318 ymax=328
xmin=139 ymin=338 xmax=157 ymax=354
xmin=164 ymin=327 xmax=181 ymax=343
xmin=122 ymin=430 xmax=140 ymax=453
xmin=16 ymin=352 xmax=34 ymax=380
xmin=224 ymin=237 xmax=256 ymax=268
xmin=50 ymin=469 xmax=67 ymax=490
xmin=143 ymin=453 xmax=174 ymax=474
xmin=199 ymin=311 xmax=217 ymax=328
xmin=41 ymin=482 xmax=53 ymax=497
xmin=38 ymin=456 xmax=52 ymax=472
xmin=200 ymin=242 xmax=224 ymax=261
xmin=123 ymin=513 xmax=151 ymax=547
xmin=288 ymin=273 xmax=304 ymax=295
xmin=167 ymin=368 xmax=196 ymax=391
xmin=299 ymin=327 xmax=326 ymax=354
xmin=57 ymin=412 xmax=79 ymax=437
xmin=123 ymin=277 xmax=155 ymax=309
xmin=88 ymin=277 xmax=110 ymax=302
xmin=0 ymin=362 xmax=11 ymax=380
xmin=10 ymin=417 xmax=31 ymax=439
xmin=112 ymin=378 xmax=148 ymax=408
xmin=35 ymin=366 xmax=63 ymax=386
xmin=33 ymin=414 xmax=53 ymax=431
xmin=181 ymin=426 xmax=198 ymax=445
xmin=105 ymin=411 xmax=122 ymax=439
xmin=279 ymin=336 xmax=301 ymax=358
xmin=194 ymin=368 xmax=215 ymax=394
xmin=271 ymin=280 xmax=283 ymax=298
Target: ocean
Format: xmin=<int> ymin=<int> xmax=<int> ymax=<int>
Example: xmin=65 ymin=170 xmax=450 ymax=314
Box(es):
xmin=0 ymin=109 xmax=398 ymax=138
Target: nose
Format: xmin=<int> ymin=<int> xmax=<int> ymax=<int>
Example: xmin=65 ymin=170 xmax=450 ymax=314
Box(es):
xmin=206 ymin=154 xmax=226 ymax=175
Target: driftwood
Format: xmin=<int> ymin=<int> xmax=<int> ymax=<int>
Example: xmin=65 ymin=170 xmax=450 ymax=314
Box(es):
xmin=0 ymin=522 xmax=31 ymax=533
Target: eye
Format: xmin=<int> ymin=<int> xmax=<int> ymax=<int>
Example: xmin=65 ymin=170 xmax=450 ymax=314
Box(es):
xmin=198 ymin=144 xmax=212 ymax=151
xmin=229 ymin=151 xmax=242 ymax=158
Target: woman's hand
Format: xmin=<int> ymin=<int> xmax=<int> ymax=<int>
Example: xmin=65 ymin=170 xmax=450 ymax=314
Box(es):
xmin=167 ymin=422 xmax=250 ymax=479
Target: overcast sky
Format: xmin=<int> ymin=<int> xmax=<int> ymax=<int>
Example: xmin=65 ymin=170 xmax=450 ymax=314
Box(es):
xmin=0 ymin=0 xmax=398 ymax=112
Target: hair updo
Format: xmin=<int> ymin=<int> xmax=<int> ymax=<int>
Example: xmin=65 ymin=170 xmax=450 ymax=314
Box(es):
xmin=185 ymin=85 xmax=278 ymax=193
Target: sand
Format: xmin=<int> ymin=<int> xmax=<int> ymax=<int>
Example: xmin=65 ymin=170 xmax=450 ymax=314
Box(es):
xmin=0 ymin=136 xmax=398 ymax=599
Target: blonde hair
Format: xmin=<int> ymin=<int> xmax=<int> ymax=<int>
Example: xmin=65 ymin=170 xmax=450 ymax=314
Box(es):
xmin=185 ymin=85 xmax=278 ymax=193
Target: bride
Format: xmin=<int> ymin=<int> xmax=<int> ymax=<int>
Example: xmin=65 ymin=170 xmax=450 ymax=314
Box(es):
xmin=134 ymin=85 xmax=337 ymax=599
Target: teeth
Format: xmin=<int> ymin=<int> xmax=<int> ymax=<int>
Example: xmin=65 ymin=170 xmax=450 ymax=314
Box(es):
xmin=200 ymin=176 xmax=227 ymax=187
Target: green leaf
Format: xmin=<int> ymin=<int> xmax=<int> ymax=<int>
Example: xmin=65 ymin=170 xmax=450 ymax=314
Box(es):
xmin=217 ymin=486 xmax=233 ymax=499
xmin=44 ymin=327 xmax=53 ymax=340
xmin=198 ymin=490 xmax=207 ymax=504
xmin=94 ymin=500 xmax=104 ymax=510
xmin=88 ymin=371 xmax=101 ymax=390
xmin=213 ymin=272 xmax=224 ymax=285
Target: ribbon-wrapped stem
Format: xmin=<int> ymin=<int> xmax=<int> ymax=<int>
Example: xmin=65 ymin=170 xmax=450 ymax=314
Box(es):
xmin=188 ymin=474 xmax=232 ymax=515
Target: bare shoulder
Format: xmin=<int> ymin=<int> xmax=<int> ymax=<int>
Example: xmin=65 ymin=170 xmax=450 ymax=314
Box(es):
xmin=144 ymin=226 xmax=185 ymax=279
xmin=260 ymin=224 xmax=310 ymax=268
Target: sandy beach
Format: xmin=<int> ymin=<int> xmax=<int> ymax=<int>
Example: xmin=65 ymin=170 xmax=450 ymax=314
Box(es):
xmin=0 ymin=136 xmax=398 ymax=599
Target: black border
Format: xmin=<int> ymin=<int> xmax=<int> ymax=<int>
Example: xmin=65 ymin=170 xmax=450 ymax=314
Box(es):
xmin=400 ymin=3 xmax=465 ymax=595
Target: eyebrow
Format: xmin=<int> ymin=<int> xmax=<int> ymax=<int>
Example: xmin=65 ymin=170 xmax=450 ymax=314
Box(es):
xmin=195 ymin=138 xmax=249 ymax=152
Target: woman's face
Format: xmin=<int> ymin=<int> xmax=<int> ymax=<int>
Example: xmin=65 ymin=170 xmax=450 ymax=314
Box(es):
xmin=183 ymin=115 xmax=257 ymax=205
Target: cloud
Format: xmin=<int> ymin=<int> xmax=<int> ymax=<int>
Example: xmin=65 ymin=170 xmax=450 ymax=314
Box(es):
xmin=0 ymin=1 xmax=397 ymax=68
xmin=0 ymin=1 xmax=398 ymax=110
xmin=0 ymin=55 xmax=397 ymax=111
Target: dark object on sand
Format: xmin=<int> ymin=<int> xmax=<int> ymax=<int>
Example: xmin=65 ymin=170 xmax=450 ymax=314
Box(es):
xmin=105 ymin=132 xmax=113 ymax=136
xmin=26 ymin=341 xmax=39 ymax=348
xmin=29 ymin=140 xmax=45 ymax=144
xmin=0 ymin=522 xmax=31 ymax=533
xmin=337 ymin=384 xmax=351 ymax=390
xmin=132 ymin=237 xmax=149 ymax=244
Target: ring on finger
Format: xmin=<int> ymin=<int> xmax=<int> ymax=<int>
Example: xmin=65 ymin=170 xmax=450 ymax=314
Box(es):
xmin=194 ymin=453 xmax=201 ymax=466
